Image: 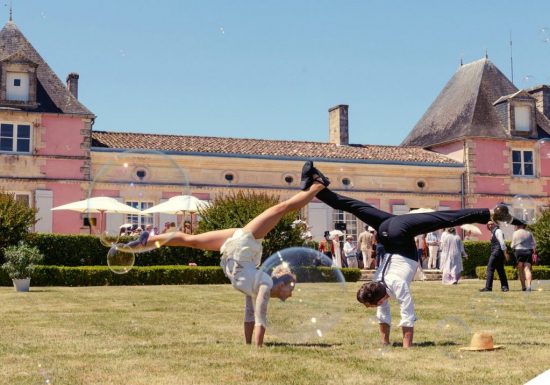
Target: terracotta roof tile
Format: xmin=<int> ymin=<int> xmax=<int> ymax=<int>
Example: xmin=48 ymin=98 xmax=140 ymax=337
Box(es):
xmin=92 ymin=131 xmax=461 ymax=165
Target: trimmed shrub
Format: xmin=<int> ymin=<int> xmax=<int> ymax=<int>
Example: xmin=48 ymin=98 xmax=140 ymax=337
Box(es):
xmin=341 ymin=268 xmax=362 ymax=282
xmin=475 ymin=265 xmax=550 ymax=280
xmin=0 ymin=265 xmax=229 ymax=286
xmin=463 ymin=241 xmax=491 ymax=277
xmin=197 ymin=190 xmax=303 ymax=263
xmin=26 ymin=233 xmax=217 ymax=266
xmin=463 ymin=241 xmax=517 ymax=277
xmin=0 ymin=265 xmax=361 ymax=286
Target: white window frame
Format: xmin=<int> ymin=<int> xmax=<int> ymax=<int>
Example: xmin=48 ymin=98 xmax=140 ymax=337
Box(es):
xmin=392 ymin=204 xmax=410 ymax=216
xmin=125 ymin=200 xmax=154 ymax=227
xmin=511 ymin=149 xmax=534 ymax=177
xmin=0 ymin=121 xmax=32 ymax=153
xmin=332 ymin=209 xmax=359 ymax=239
xmin=11 ymin=191 xmax=31 ymax=207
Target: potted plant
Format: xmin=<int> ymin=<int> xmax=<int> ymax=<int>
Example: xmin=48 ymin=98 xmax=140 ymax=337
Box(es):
xmin=2 ymin=243 xmax=44 ymax=292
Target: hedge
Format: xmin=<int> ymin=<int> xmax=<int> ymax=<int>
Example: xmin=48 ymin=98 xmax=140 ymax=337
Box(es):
xmin=24 ymin=234 xmax=324 ymax=268
xmin=0 ymin=265 xmax=362 ymax=287
xmin=26 ymin=233 xmax=217 ymax=266
xmin=475 ymin=265 xmax=550 ymax=280
xmin=462 ymin=241 xmax=520 ymax=277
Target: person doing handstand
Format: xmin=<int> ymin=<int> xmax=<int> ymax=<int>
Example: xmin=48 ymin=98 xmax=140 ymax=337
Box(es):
xmin=300 ymin=161 xmax=510 ymax=348
xmin=110 ymin=174 xmax=329 ymax=347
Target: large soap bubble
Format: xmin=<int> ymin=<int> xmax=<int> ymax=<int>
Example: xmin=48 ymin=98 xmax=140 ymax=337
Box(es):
xmin=511 ymin=195 xmax=537 ymax=225
xmin=107 ymin=244 xmax=135 ymax=274
xmin=88 ymin=150 xmax=190 ymax=253
xmin=260 ymin=247 xmax=346 ymax=344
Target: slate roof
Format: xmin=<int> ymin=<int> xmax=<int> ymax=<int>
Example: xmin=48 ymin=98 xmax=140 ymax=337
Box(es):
xmin=0 ymin=21 xmax=93 ymax=116
xmin=91 ymin=130 xmax=461 ymax=166
xmin=401 ymin=58 xmax=550 ymax=147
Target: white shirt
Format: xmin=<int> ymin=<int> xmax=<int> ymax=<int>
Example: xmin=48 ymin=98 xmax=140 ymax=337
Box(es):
xmin=426 ymin=232 xmax=439 ymax=245
xmin=374 ymin=253 xmax=417 ymax=328
xmin=343 ymin=241 xmax=356 ymax=257
xmin=494 ymin=228 xmax=506 ymax=251
xmin=511 ymin=229 xmax=536 ymax=250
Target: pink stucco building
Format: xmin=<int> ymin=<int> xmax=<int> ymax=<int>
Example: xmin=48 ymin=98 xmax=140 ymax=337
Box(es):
xmin=0 ymin=20 xmax=95 ymax=234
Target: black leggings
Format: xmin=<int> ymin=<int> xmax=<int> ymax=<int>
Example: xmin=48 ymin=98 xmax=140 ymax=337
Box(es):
xmin=316 ymin=189 xmax=490 ymax=260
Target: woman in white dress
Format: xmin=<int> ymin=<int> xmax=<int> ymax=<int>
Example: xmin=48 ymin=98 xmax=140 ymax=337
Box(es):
xmin=440 ymin=227 xmax=467 ymax=284
xmin=115 ymin=169 xmax=329 ymax=347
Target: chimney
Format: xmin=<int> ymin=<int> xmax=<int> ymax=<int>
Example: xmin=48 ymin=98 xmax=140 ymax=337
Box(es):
xmin=328 ymin=104 xmax=349 ymax=145
xmin=527 ymin=85 xmax=550 ymax=121
xmin=66 ymin=72 xmax=79 ymax=99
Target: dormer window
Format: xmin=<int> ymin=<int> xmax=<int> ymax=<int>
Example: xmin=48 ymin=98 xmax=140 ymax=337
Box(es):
xmin=0 ymin=52 xmax=38 ymax=108
xmin=514 ymin=105 xmax=531 ymax=132
xmin=6 ymin=72 xmax=30 ymax=101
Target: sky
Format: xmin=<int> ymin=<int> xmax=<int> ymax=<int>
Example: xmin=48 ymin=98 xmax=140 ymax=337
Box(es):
xmin=8 ymin=0 xmax=550 ymax=145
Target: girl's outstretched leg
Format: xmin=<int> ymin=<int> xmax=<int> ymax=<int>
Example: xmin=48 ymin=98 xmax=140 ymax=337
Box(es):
xmin=144 ymin=228 xmax=239 ymax=252
xmin=243 ymin=183 xmax=325 ymax=239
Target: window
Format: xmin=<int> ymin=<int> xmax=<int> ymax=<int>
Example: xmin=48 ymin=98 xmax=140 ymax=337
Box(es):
xmin=512 ymin=150 xmax=534 ymax=176
xmin=125 ymin=201 xmax=154 ymax=227
xmin=514 ymin=106 xmax=531 ymax=132
xmin=332 ymin=209 xmax=358 ymax=239
xmin=392 ymin=204 xmax=410 ymax=216
xmin=6 ymin=72 xmax=30 ymax=101
xmin=0 ymin=123 xmax=31 ymax=153
xmin=13 ymin=193 xmax=30 ymax=207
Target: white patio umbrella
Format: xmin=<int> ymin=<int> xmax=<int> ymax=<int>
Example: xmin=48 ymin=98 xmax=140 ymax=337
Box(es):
xmin=460 ymin=223 xmax=482 ymax=235
xmin=141 ymin=195 xmax=209 ymax=215
xmin=141 ymin=195 xmax=209 ymax=232
xmin=51 ymin=196 xmax=142 ymax=232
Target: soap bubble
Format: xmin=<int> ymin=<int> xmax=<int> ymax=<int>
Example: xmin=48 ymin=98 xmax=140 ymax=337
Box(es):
xmin=511 ymin=195 xmax=537 ymax=224
xmin=521 ymin=75 xmax=536 ymax=87
xmin=524 ymin=280 xmax=550 ymax=322
xmin=539 ymin=27 xmax=550 ymax=43
xmin=536 ymin=138 xmax=550 ymax=160
xmin=435 ymin=316 xmax=471 ymax=359
xmin=88 ymin=150 xmax=190 ymax=253
xmin=492 ymin=204 xmax=513 ymax=225
xmin=260 ymin=247 xmax=346 ymax=344
xmin=107 ymin=244 xmax=135 ymax=274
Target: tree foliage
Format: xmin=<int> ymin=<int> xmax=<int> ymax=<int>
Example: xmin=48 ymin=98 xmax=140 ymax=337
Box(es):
xmin=528 ymin=208 xmax=550 ymax=265
xmin=197 ymin=190 xmax=303 ymax=260
xmin=0 ymin=191 xmax=38 ymax=260
xmin=2 ymin=243 xmax=44 ymax=279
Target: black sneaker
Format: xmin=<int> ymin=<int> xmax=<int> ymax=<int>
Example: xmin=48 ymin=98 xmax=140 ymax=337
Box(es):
xmin=310 ymin=167 xmax=330 ymax=187
xmin=300 ymin=161 xmax=315 ymax=191
xmin=479 ymin=287 xmax=492 ymax=292
xmin=502 ymin=287 xmax=509 ymax=292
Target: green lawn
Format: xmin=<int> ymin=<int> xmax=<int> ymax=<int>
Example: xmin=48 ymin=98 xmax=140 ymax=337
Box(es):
xmin=0 ymin=279 xmax=548 ymax=385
